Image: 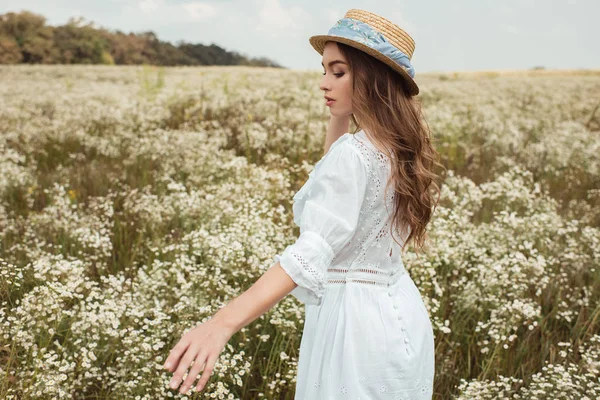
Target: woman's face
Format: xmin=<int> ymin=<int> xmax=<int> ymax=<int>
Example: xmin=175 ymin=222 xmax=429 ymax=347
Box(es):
xmin=320 ymin=42 xmax=353 ymax=116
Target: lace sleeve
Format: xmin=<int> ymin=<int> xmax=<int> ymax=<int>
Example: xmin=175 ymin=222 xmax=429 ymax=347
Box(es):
xmin=273 ymin=141 xmax=369 ymax=305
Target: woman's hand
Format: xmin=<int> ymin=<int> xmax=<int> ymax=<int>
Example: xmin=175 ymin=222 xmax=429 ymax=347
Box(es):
xmin=163 ymin=319 xmax=233 ymax=394
xmin=161 ymin=263 xmax=297 ymax=394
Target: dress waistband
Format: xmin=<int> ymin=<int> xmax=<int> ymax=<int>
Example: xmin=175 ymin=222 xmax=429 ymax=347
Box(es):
xmin=326 ymin=262 xmax=408 ymax=287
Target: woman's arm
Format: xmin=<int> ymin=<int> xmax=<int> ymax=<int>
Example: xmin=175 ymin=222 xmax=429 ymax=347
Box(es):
xmin=323 ymin=114 xmax=350 ymax=155
xmin=211 ymin=261 xmax=298 ymax=335
xmin=163 ymin=261 xmax=298 ymax=394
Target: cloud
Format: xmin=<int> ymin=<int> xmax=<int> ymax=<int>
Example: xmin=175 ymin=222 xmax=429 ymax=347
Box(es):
xmin=182 ymin=2 xmax=217 ymax=21
xmin=255 ymin=0 xmax=310 ymax=37
xmin=134 ymin=0 xmax=218 ymax=23
xmin=138 ymin=0 xmax=163 ymax=14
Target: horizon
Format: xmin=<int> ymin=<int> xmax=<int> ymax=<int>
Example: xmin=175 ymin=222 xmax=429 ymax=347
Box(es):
xmin=0 ymin=0 xmax=597 ymax=73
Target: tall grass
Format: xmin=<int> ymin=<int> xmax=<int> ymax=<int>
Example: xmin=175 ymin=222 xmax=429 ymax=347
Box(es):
xmin=0 ymin=65 xmax=598 ymax=399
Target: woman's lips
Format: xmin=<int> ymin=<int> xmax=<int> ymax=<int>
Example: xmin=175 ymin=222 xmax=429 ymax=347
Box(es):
xmin=326 ymin=99 xmax=335 ymax=106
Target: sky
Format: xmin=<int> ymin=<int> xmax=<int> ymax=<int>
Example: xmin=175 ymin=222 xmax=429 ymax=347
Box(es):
xmin=0 ymin=0 xmax=597 ymax=73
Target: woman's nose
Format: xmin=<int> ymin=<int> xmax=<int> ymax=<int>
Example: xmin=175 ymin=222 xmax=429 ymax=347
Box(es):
xmin=320 ymin=78 xmax=330 ymax=92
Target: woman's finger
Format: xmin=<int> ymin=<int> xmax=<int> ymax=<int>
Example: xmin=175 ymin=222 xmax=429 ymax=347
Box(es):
xmin=196 ymin=352 xmax=218 ymax=392
xmin=169 ymin=345 xmax=198 ymax=390
xmin=179 ymin=352 xmax=207 ymax=394
xmin=163 ymin=337 xmax=190 ymax=372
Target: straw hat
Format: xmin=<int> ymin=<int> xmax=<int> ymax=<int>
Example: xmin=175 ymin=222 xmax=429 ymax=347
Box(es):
xmin=309 ymin=9 xmax=419 ymax=96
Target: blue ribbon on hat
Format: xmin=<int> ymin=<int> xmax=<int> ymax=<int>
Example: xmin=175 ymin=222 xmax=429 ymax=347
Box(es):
xmin=327 ymin=17 xmax=415 ymax=78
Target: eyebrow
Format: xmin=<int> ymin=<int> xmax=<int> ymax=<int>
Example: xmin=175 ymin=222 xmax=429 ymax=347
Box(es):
xmin=321 ymin=60 xmax=347 ymax=67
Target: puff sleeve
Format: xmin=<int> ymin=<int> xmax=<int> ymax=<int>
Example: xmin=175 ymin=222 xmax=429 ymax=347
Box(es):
xmin=272 ymin=141 xmax=369 ymax=306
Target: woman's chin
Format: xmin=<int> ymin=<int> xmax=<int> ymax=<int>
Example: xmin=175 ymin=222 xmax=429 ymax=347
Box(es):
xmin=329 ymin=108 xmax=351 ymax=117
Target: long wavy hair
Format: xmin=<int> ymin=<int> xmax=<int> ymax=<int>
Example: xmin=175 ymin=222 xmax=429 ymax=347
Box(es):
xmin=336 ymin=42 xmax=443 ymax=256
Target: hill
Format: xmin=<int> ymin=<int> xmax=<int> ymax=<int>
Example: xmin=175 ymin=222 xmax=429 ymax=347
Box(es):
xmin=0 ymin=10 xmax=283 ymax=67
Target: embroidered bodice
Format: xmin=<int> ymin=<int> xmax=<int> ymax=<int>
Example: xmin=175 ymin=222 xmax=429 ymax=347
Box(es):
xmin=274 ymin=129 xmax=410 ymax=306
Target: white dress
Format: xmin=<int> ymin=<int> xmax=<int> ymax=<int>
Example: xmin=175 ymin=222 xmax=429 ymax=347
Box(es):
xmin=271 ymin=129 xmax=435 ymax=400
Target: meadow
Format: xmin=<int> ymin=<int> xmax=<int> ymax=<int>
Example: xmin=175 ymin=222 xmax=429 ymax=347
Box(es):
xmin=0 ymin=64 xmax=599 ymax=399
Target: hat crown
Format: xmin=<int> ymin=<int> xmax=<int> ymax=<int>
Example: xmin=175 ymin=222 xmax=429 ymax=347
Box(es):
xmin=343 ymin=9 xmax=415 ymax=59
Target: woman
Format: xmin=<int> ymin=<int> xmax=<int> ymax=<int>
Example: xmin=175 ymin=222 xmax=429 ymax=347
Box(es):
xmin=163 ymin=8 xmax=442 ymax=399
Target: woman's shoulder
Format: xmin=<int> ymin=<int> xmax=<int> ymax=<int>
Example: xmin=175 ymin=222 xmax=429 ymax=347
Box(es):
xmin=346 ymin=130 xmax=389 ymax=171
xmin=320 ymin=133 xmax=370 ymax=174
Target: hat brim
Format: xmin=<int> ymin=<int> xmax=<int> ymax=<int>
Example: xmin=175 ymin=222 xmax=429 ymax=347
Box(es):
xmin=309 ymin=34 xmax=419 ymax=96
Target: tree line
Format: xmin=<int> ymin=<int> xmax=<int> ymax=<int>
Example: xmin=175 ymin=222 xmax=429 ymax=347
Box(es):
xmin=0 ymin=10 xmax=283 ymax=67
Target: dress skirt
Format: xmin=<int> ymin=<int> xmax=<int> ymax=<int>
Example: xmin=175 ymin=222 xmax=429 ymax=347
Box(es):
xmin=292 ymin=265 xmax=435 ymax=400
